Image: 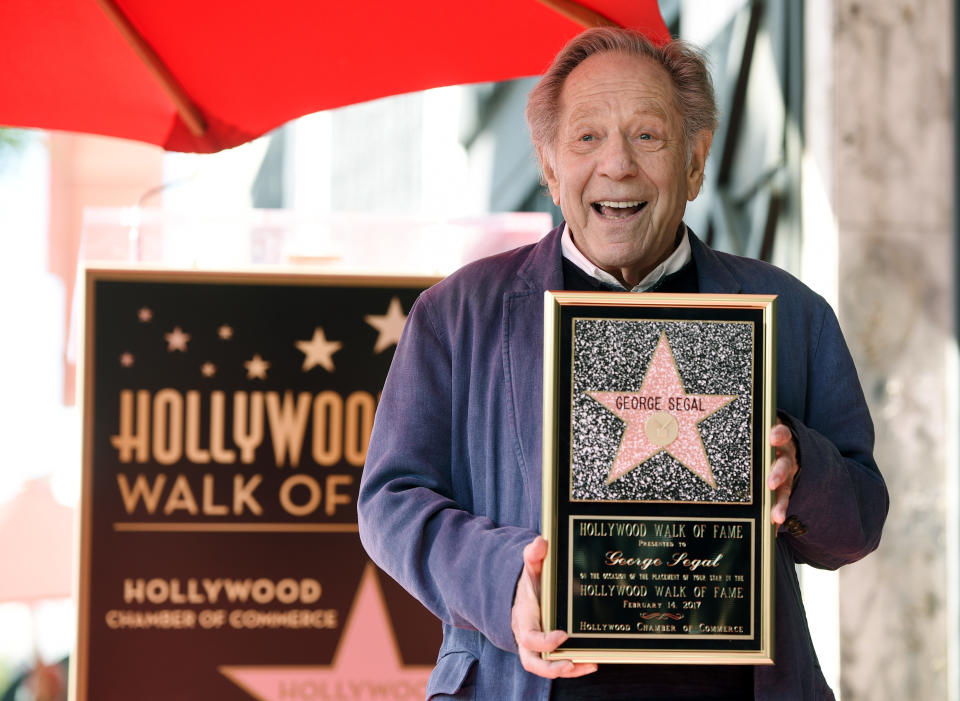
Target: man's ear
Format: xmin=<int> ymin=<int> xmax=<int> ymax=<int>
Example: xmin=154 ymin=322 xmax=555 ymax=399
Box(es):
xmin=537 ymin=146 xmax=561 ymax=206
xmin=685 ymin=130 xmax=713 ymax=201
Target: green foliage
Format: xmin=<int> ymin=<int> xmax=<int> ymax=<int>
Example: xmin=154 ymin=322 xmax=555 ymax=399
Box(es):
xmin=0 ymin=129 xmax=28 ymax=174
xmin=0 ymin=128 xmax=26 ymax=155
xmin=0 ymin=657 xmax=12 ymax=696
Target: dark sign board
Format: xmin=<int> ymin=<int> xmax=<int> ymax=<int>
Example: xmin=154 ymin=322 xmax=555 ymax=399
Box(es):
xmin=76 ymin=269 xmax=441 ymax=700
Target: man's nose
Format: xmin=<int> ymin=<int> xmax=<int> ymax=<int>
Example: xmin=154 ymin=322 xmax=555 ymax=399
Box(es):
xmin=597 ymin=134 xmax=639 ymax=180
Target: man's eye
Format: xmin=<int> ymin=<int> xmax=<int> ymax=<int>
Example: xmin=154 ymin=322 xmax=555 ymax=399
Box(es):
xmin=639 ymin=133 xmax=652 ymax=141
xmin=580 ymin=134 xmax=594 ymax=142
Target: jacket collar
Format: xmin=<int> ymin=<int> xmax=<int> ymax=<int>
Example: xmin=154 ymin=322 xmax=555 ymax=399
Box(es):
xmin=515 ymin=223 xmax=565 ymax=292
xmin=515 ymin=222 xmax=742 ymax=295
xmin=688 ymin=229 xmax=742 ymax=293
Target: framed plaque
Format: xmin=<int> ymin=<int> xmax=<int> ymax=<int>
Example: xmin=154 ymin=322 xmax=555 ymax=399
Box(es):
xmin=541 ymin=292 xmax=777 ymax=665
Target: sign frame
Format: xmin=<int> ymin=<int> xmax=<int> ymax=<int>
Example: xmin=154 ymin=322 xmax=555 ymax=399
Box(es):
xmin=541 ymin=291 xmax=777 ymax=665
xmin=74 ymin=266 xmax=441 ymax=700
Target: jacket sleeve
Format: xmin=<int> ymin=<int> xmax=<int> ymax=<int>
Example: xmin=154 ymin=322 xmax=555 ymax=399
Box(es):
xmin=357 ymin=292 xmax=536 ymax=652
xmin=776 ymin=302 xmax=889 ymax=570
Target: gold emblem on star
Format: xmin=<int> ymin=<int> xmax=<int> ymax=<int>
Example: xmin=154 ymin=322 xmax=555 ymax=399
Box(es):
xmin=644 ymin=411 xmax=678 ymax=447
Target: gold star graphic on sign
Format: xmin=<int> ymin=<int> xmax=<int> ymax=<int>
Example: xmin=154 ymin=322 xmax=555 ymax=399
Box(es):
xmin=296 ymin=327 xmax=342 ymax=373
xmin=587 ymin=333 xmax=738 ymax=489
xmin=165 ymin=326 xmax=191 ymax=352
xmin=120 ymin=352 xmax=135 ymax=367
xmin=244 ymin=354 xmax=270 ymax=380
xmin=218 ymin=324 xmax=234 ymax=340
xmin=201 ymin=362 xmax=217 ymax=378
xmin=137 ymin=307 xmax=153 ymax=323
xmin=365 ymin=297 xmax=408 ymax=354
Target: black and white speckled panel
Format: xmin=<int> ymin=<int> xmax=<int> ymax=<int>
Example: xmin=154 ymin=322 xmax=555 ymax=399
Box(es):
xmin=570 ymin=318 xmax=754 ymax=503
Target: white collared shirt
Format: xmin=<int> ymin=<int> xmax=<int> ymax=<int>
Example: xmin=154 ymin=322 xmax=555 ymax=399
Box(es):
xmin=559 ymin=222 xmax=691 ymax=291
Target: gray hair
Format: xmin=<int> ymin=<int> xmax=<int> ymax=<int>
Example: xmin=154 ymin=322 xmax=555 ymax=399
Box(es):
xmin=526 ymin=27 xmax=718 ymax=168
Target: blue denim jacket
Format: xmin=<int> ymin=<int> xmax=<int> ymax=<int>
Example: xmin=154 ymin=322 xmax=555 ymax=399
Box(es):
xmin=358 ymin=225 xmax=888 ymax=700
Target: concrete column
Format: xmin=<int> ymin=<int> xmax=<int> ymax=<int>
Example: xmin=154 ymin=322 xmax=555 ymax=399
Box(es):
xmin=826 ymin=1 xmax=954 ymax=698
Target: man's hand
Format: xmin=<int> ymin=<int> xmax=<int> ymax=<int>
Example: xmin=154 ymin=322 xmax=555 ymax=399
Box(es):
xmin=511 ymin=536 xmax=598 ymax=679
xmin=768 ymin=420 xmax=800 ymax=525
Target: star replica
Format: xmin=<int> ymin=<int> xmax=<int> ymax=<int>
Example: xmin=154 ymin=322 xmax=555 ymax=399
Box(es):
xmin=244 ymin=354 xmax=270 ymax=380
xmin=296 ymin=327 xmax=342 ymax=373
xmin=164 ymin=326 xmax=190 ymax=352
xmin=365 ymin=296 xmax=408 ymax=354
xmin=587 ymin=333 xmax=737 ymax=489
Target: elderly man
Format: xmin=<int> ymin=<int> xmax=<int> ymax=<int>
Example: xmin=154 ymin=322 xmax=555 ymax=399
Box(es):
xmin=358 ymin=27 xmax=887 ymax=700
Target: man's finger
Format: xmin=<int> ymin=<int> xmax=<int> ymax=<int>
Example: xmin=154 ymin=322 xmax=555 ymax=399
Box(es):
xmin=514 ymin=610 xmax=596 ymax=677
xmin=518 ymin=643 xmax=598 ymax=679
xmin=523 ymin=535 xmax=548 ymax=573
xmin=564 ymin=663 xmax=600 ymax=678
xmin=771 ymin=485 xmax=791 ymax=525
xmin=512 ymin=537 xmax=598 ymax=679
xmin=511 ymin=584 xmax=553 ymax=652
xmin=767 ymin=455 xmax=794 ymax=490
xmin=516 ymin=628 xmax=567 ymax=654
xmin=768 ymin=446 xmax=797 ymax=525
xmin=769 ymin=422 xmax=794 ymax=449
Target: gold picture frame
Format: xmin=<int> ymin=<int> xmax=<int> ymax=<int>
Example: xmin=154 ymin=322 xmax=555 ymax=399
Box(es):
xmin=541 ymin=291 xmax=777 ymax=664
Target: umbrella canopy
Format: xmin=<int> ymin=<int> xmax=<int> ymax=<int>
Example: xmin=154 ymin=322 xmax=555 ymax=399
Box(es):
xmin=2 ymin=0 xmax=669 ymax=153
xmin=0 ymin=478 xmax=75 ymax=603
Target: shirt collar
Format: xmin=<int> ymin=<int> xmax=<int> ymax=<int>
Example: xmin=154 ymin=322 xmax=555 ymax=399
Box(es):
xmin=559 ymin=222 xmax=691 ymax=291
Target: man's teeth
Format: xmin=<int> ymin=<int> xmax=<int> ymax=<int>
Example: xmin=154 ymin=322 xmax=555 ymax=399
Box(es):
xmin=592 ymin=200 xmax=647 ymax=217
xmin=595 ymin=200 xmax=643 ymax=208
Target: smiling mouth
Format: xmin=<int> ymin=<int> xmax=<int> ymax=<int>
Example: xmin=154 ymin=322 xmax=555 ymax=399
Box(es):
xmin=592 ymin=200 xmax=648 ymax=218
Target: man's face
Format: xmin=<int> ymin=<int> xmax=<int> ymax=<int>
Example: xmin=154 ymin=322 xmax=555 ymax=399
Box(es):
xmin=541 ymin=51 xmax=711 ymax=287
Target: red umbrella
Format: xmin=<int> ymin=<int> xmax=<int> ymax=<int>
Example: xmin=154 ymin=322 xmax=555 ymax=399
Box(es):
xmin=2 ymin=0 xmax=669 ymax=153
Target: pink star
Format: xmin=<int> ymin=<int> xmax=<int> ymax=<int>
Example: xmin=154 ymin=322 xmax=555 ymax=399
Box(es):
xmin=295 ymin=328 xmax=342 ymax=373
xmin=587 ymin=333 xmax=737 ymax=489
xmin=165 ymin=326 xmax=190 ymax=352
xmin=365 ymin=297 xmax=408 ymax=353
xmin=220 ymin=565 xmax=430 ymax=700
xmin=244 ymin=354 xmax=270 ymax=380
